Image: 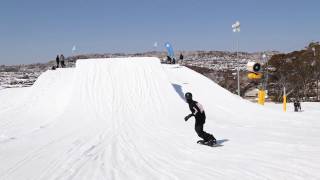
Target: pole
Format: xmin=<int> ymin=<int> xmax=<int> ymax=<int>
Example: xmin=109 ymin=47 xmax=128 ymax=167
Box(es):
xmin=258 ymin=89 xmax=265 ymax=105
xmin=232 ymin=21 xmax=241 ymax=96
xmin=312 ymin=47 xmax=319 ymax=101
xmin=237 ymin=37 xmax=240 ymax=96
xmin=266 ymin=62 xmax=269 ymax=91
xmin=154 ymin=42 xmax=158 ymax=57
xmin=263 ymin=54 xmax=268 ymax=91
xmin=283 ymin=86 xmax=287 ymax=112
xmin=317 ymin=79 xmax=319 ymax=101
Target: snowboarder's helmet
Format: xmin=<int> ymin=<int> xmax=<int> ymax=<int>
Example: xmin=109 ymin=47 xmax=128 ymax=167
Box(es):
xmin=185 ymin=92 xmax=193 ymax=101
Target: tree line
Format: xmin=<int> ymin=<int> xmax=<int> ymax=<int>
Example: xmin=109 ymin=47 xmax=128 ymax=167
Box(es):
xmin=267 ymin=42 xmax=320 ymax=102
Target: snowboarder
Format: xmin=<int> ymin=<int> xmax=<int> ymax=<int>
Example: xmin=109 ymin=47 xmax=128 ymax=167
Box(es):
xmin=56 ymin=55 xmax=60 ymax=68
xmin=184 ymin=92 xmax=216 ymax=145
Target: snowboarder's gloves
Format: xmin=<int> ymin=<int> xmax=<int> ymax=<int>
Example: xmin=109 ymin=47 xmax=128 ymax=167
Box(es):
xmin=184 ymin=114 xmax=193 ymax=121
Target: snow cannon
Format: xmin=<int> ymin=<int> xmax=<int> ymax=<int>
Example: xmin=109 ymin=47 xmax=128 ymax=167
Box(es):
xmin=247 ymin=61 xmax=262 ymax=80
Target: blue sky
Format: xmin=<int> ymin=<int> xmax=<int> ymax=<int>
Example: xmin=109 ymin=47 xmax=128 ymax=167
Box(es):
xmin=1 ymin=0 xmax=320 ymax=65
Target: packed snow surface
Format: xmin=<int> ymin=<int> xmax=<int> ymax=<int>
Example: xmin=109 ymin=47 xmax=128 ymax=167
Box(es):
xmin=0 ymin=57 xmax=319 ymax=180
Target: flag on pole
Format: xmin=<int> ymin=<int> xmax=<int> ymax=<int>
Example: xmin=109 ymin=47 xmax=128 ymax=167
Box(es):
xmin=165 ymin=42 xmax=174 ymax=58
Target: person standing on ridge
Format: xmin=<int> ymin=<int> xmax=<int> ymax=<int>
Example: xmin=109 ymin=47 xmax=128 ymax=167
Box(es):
xmin=60 ymin=54 xmax=65 ymax=68
xmin=56 ymin=55 xmax=60 ymax=68
xmin=184 ymin=92 xmax=216 ymax=145
xmin=166 ymin=56 xmax=172 ymax=64
xmin=179 ymin=53 xmax=184 ymax=62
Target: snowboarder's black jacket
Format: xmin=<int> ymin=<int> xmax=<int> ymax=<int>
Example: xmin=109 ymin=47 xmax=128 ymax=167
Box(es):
xmin=187 ymin=100 xmax=206 ymax=125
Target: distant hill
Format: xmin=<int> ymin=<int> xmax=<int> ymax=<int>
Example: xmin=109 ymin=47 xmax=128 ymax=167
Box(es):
xmin=1 ymin=50 xmax=279 ymax=98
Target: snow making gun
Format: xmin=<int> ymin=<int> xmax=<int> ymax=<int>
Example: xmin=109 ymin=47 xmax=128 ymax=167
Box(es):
xmin=246 ymin=61 xmax=265 ymax=105
xmin=246 ymin=61 xmax=262 ymax=80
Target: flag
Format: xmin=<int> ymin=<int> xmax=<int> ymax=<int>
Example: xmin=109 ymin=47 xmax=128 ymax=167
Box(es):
xmin=154 ymin=42 xmax=158 ymax=48
xmin=165 ymin=42 xmax=174 ymax=58
xmin=72 ymin=45 xmax=76 ymax=53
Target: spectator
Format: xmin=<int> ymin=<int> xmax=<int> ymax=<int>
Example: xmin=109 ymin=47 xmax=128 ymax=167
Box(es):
xmin=179 ymin=53 xmax=184 ymax=62
xmin=293 ymin=100 xmax=298 ymax=112
xmin=56 ymin=55 xmax=60 ymax=68
xmin=297 ymin=100 xmax=301 ymax=111
xmin=166 ymin=56 xmax=172 ymax=64
xmin=60 ymin=54 xmax=65 ymax=68
xmin=294 ymin=99 xmax=302 ymax=112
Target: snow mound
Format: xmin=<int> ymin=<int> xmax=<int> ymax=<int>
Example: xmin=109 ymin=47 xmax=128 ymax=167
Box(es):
xmin=0 ymin=57 xmax=319 ymax=180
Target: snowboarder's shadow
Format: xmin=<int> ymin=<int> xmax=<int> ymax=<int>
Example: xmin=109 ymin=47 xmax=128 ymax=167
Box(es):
xmin=170 ymin=66 xmax=182 ymax=69
xmin=216 ymin=139 xmax=229 ymax=145
xmin=172 ymin=83 xmax=185 ymax=101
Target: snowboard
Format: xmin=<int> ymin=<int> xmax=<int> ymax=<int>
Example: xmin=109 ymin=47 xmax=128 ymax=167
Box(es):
xmin=197 ymin=140 xmax=223 ymax=147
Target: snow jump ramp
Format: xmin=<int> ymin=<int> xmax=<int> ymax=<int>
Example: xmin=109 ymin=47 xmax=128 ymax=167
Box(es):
xmin=0 ymin=57 xmax=319 ymax=180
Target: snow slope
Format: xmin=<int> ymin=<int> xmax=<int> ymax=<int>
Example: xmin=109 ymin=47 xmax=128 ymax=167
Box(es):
xmin=0 ymin=57 xmax=319 ymax=180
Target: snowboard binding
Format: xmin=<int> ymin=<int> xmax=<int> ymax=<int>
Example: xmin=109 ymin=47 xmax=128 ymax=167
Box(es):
xmin=197 ymin=139 xmax=218 ymax=147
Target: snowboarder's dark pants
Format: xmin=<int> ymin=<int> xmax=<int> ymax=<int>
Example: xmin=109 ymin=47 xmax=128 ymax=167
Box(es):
xmin=195 ymin=123 xmax=215 ymax=142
